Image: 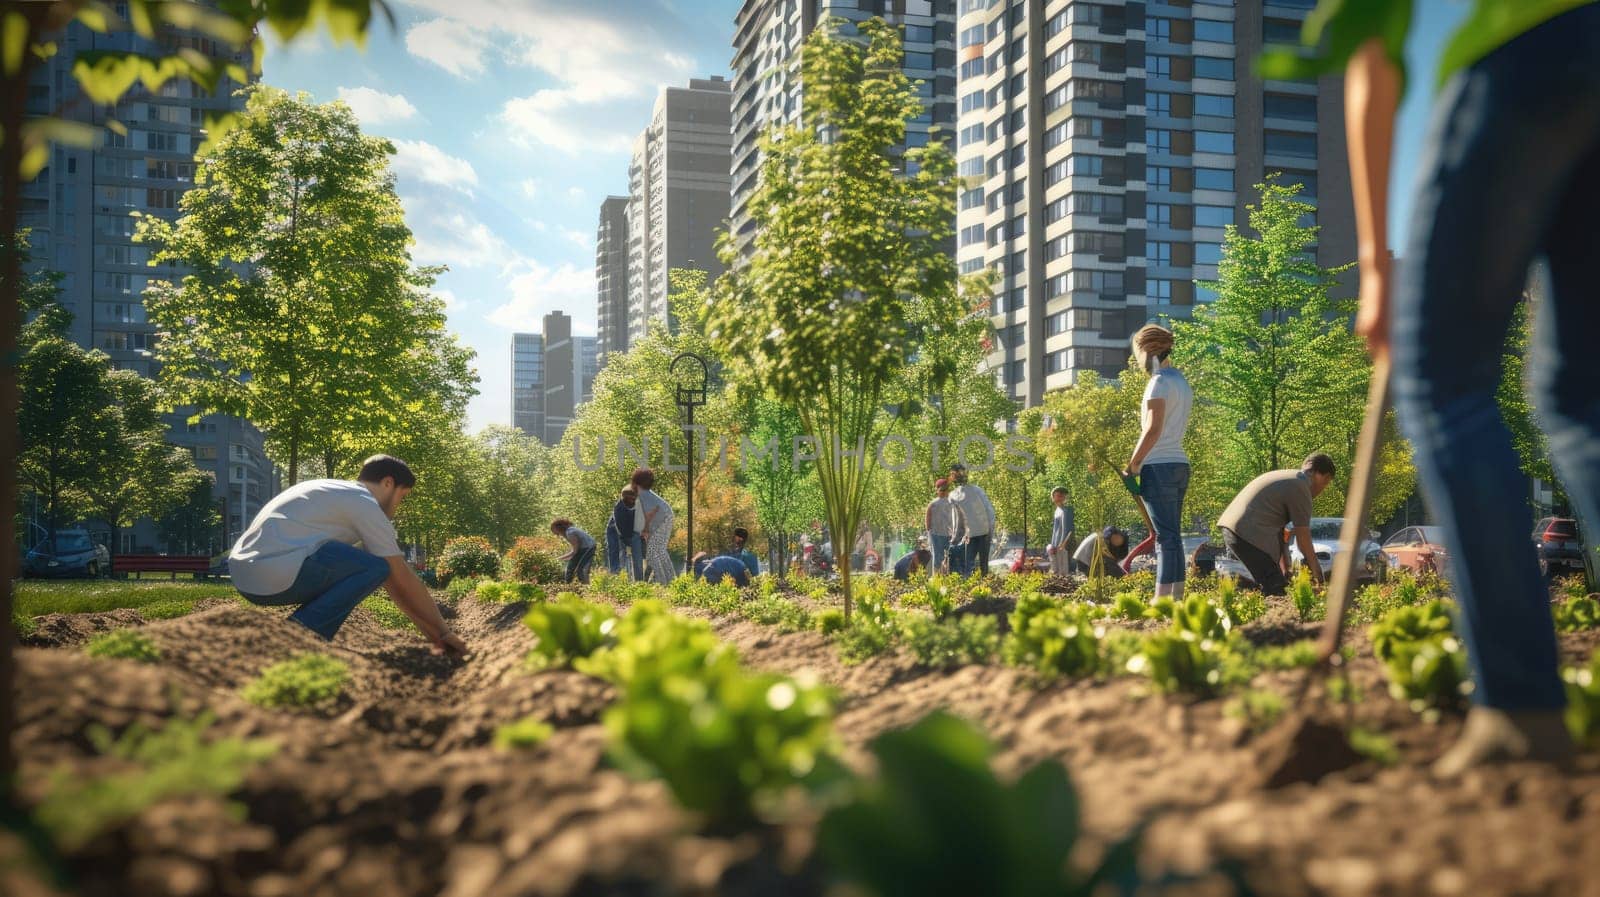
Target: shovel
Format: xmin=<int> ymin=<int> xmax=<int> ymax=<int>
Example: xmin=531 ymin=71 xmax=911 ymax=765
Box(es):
xmin=1119 ymin=472 xmax=1158 ymax=574
xmin=1247 ymin=352 xmax=1392 ymax=789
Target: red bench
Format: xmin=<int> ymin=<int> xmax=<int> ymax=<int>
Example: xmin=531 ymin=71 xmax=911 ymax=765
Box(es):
xmin=112 ymin=555 xmax=215 ymax=580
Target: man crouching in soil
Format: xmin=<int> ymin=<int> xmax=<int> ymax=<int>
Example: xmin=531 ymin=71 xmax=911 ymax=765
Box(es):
xmin=228 ymin=454 xmax=467 ymax=657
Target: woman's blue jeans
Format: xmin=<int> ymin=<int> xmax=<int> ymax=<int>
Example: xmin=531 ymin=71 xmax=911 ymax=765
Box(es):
xmin=1393 ymin=5 xmax=1600 ymax=711
xmin=238 ymin=541 xmax=391 ymax=640
xmin=1140 ymin=463 xmax=1190 ymax=586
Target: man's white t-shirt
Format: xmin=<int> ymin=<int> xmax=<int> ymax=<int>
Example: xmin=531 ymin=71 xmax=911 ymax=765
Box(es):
xmin=228 ymin=479 xmax=402 ymax=596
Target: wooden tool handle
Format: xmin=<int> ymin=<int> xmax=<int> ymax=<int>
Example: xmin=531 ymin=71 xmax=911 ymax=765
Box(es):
xmin=1318 ymin=352 xmax=1393 ymax=661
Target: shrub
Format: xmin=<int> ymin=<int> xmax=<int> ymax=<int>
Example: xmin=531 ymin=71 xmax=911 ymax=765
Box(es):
xmin=815 ymin=609 xmax=847 ymax=636
xmin=1554 ymin=596 xmax=1600 ymax=633
xmin=817 ymin=712 xmax=1139 ymax=897
xmin=494 ymin=716 xmax=555 ymax=750
xmin=1289 ymin=567 xmax=1324 ymax=622
xmin=1369 ymin=600 xmax=1468 ymax=709
xmin=1565 ymin=649 xmax=1600 ymax=747
xmin=443 ymin=576 xmax=477 ymax=602
xmin=1128 ymin=631 xmax=1225 ymax=694
xmin=1147 ymin=595 xmax=1176 ymax=620
xmin=1172 ymin=595 xmax=1231 ymax=642
xmin=1006 ymin=591 xmax=1059 ymax=637
xmin=476 ymin=580 xmax=546 ymax=604
xmin=243 ymin=654 xmax=349 ymax=709
xmin=835 ymin=621 xmax=897 ymax=665
xmin=85 ymin=629 xmax=161 ymax=663
xmin=504 ymin=536 xmax=565 ymax=584
xmin=437 ymin=536 xmax=501 ymax=585
xmin=902 ymin=614 xmax=998 ymax=670
xmin=1556 ymin=575 xmax=1590 ymax=603
xmin=589 ymin=570 xmax=655 ymax=605
xmin=1002 ymin=602 xmax=1102 ymax=679
xmin=524 ymin=593 xmax=617 ymax=668
xmin=742 ymin=595 xmax=813 ymax=633
xmin=1216 ymin=576 xmax=1266 ymax=627
xmin=32 ymin=712 xmax=277 ymax=851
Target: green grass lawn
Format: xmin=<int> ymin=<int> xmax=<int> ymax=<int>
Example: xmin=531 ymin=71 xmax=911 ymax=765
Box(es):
xmin=15 ymin=579 xmax=243 ymax=622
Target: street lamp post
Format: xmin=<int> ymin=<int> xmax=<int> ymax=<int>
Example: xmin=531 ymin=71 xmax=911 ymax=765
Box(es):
xmin=672 ymin=352 xmax=709 ymax=567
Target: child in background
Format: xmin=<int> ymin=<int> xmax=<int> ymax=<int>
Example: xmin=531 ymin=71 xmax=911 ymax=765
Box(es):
xmin=551 ymin=518 xmax=597 ymax=584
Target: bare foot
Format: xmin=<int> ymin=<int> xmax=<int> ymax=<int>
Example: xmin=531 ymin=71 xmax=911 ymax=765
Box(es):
xmin=1432 ymin=707 xmax=1575 ymax=780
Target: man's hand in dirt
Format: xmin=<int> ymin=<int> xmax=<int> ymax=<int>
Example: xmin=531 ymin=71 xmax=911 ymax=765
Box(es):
xmin=431 ymin=630 xmax=468 ymax=658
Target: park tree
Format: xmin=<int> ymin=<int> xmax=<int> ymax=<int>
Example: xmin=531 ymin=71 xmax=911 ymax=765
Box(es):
xmin=1173 ymin=176 xmax=1413 ymax=524
xmin=157 ymin=475 xmax=223 ymax=556
xmin=18 ymin=335 xmax=105 ymax=536
xmin=1497 ymin=294 xmax=1563 ymax=510
xmin=738 ymin=397 xmax=824 ymax=576
xmin=707 ymin=18 xmax=986 ymax=617
xmin=0 ymin=0 xmax=388 ymax=804
xmin=474 ymin=425 xmax=553 ymax=552
xmin=138 ymin=85 xmax=472 ymax=484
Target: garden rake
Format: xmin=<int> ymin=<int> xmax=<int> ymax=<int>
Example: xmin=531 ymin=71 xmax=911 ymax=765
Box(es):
xmin=1119 ymin=472 xmax=1157 ymax=574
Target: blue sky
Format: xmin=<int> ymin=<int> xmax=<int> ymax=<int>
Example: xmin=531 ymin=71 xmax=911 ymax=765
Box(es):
xmin=262 ymin=0 xmax=1466 ymax=433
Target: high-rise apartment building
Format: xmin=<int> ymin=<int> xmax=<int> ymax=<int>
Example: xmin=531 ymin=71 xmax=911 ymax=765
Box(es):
xmin=626 ymin=77 xmax=733 ymax=343
xmin=596 ymin=195 xmax=631 ymax=365
xmin=511 ymin=318 xmax=599 ymax=446
xmin=21 ymin=15 xmax=279 ymax=552
xmin=511 ymin=332 xmax=545 ymax=439
xmin=955 ymin=0 xmax=1354 ymax=407
xmin=730 ymin=0 xmax=959 ymax=253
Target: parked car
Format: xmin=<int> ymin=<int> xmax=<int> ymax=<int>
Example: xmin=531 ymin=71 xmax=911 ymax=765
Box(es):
xmin=24 ymin=529 xmax=110 ymax=578
xmin=1382 ymin=526 xmax=1451 ymax=578
xmin=1533 ymin=517 xmax=1585 ymax=578
xmin=1288 ymin=518 xmax=1386 ymax=584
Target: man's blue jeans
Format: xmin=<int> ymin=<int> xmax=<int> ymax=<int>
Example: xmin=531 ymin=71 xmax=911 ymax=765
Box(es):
xmin=929 ymin=533 xmax=951 ymax=574
xmin=605 ymin=528 xmax=622 ymax=574
xmin=238 ymin=541 xmax=391 ymax=640
xmin=959 ymin=534 xmax=991 ymax=578
xmin=605 ymin=529 xmax=646 ymax=580
xmin=1393 ymin=5 xmax=1600 ymax=711
xmin=1140 ymin=463 xmax=1190 ymax=586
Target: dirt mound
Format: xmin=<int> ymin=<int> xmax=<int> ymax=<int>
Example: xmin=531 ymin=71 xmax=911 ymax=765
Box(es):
xmin=23 ymin=608 xmax=147 ymax=648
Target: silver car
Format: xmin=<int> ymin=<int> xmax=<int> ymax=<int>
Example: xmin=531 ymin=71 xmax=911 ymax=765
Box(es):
xmin=1288 ymin=518 xmax=1387 ymax=584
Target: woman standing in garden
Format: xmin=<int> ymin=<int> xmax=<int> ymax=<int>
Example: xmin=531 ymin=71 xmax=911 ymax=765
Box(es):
xmin=632 ymin=467 xmax=676 ymax=584
xmin=1124 ymin=323 xmax=1193 ymax=604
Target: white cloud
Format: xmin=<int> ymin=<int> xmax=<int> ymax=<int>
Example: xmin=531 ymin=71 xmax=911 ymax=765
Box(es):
xmin=405 ymin=18 xmax=490 ymax=78
xmin=562 ymin=227 xmax=591 ymax=251
xmin=500 ymin=90 xmax=638 ymax=155
xmin=486 ymin=257 xmax=596 ymax=330
xmin=433 ymin=288 xmax=463 ymax=310
xmin=566 ymin=185 xmax=587 ymax=202
xmin=518 ymin=178 xmax=542 ymax=200
xmin=391 ymin=139 xmax=479 ymax=194
xmin=335 ymin=86 xmax=418 ymax=125
xmin=408 ymin=204 xmax=514 ymax=271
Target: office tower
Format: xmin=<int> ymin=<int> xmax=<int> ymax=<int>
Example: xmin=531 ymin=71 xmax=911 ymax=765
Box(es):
xmin=511 ymin=333 xmax=545 ymax=439
xmin=576 ymin=336 xmax=600 ymax=403
xmin=627 ymin=76 xmax=732 ymax=343
xmin=730 ymin=1 xmax=959 ymax=254
xmin=955 ymin=0 xmax=1355 ymax=408
xmin=595 ymin=195 xmax=631 ymax=365
xmin=20 ymin=15 xmax=279 ymax=551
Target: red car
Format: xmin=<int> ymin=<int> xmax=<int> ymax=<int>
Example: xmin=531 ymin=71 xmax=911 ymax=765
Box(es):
xmin=1381 ymin=526 xmax=1450 ymax=577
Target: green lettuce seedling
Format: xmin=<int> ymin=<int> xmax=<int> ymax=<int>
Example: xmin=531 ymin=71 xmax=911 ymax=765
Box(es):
xmin=85 ymin=629 xmax=161 ymax=663
xmin=242 ymin=653 xmax=349 ymax=709
xmin=524 ymin=593 xmax=617 ymax=668
xmin=1002 ymin=602 xmax=1102 ymax=680
xmin=494 ymin=716 xmax=555 ymax=750
xmin=1554 ymin=595 xmax=1600 ymax=633
xmin=1563 ymin=648 xmax=1600 ymax=748
xmin=902 ymin=615 xmax=998 ymax=670
xmin=1369 ymin=600 xmax=1468 ymax=709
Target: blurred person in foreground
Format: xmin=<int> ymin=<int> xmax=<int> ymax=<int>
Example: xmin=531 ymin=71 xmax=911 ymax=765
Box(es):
xmin=1321 ymin=0 xmax=1599 ymax=775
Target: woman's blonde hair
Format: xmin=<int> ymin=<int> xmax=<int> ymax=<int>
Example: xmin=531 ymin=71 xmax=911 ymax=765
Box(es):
xmin=1131 ymin=323 xmax=1175 ymax=370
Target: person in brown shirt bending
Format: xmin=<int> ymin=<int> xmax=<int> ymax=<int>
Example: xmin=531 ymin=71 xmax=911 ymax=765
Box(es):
xmin=1216 ymin=453 xmax=1336 ymax=595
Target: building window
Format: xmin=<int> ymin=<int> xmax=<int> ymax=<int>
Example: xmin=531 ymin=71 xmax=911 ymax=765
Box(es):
xmin=1265 ymin=130 xmax=1318 ymax=158
xmin=1148 ymin=129 xmax=1172 ymax=152
xmin=1149 ymin=279 xmax=1174 ymax=305
xmin=960 ymin=90 xmax=986 ymax=113
xmin=1196 ymin=130 xmax=1235 ymax=154
xmin=1195 ymin=20 xmax=1234 ymax=43
xmin=1147 ymin=55 xmax=1172 ymax=78
xmin=1149 ymin=166 xmax=1173 ymax=190
xmin=1074 ymin=269 xmax=1126 ymax=294
xmin=1150 ymin=242 xmax=1173 ymax=265
xmin=1195 ymin=94 xmax=1234 ymax=117
xmin=1197 ymin=242 xmax=1224 ymax=265
xmin=1074 ymin=192 xmax=1125 ymax=216
xmin=960 ymin=123 xmax=985 ymax=147
xmin=960 ymin=57 xmax=986 ymax=79
xmin=1264 ymin=92 xmax=1318 ymax=122
xmin=1148 ymin=92 xmax=1172 ymax=116
xmin=1196 ymin=205 xmax=1234 ymax=227
xmin=960 ymin=188 xmax=984 ymax=210
xmin=1148 ymin=18 xmax=1171 ymax=40
xmin=1263 ymin=19 xmax=1303 ymax=44
xmin=1148 ymin=203 xmax=1172 ymax=226
xmin=960 ymin=224 xmax=986 ymax=247
xmin=1195 ymin=167 xmax=1232 ymax=190
xmin=1279 ymin=170 xmax=1319 ymax=199
xmin=1194 ymin=56 xmax=1234 ymax=80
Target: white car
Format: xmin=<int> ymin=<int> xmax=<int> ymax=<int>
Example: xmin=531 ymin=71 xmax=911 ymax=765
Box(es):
xmin=1288 ymin=518 xmax=1387 ymax=584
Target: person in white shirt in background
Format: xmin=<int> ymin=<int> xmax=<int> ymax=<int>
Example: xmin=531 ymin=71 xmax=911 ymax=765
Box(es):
xmin=946 ymin=463 xmax=996 ymax=577
xmin=228 ymin=455 xmax=465 ymax=656
xmin=1047 ymin=486 xmax=1075 ymax=576
xmin=1124 ymin=323 xmax=1194 ymax=604
xmin=632 ymin=467 xmax=677 ymax=584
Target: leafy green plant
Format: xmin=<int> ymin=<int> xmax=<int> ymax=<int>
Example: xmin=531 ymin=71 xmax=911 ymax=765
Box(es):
xmin=494 ymin=716 xmax=555 ymax=751
xmin=1002 ymin=602 xmax=1102 ymax=680
xmin=1224 ymin=689 xmax=1286 ymax=732
xmin=1556 ymin=575 xmax=1590 ymax=603
xmin=1215 ymin=576 xmax=1266 ymax=626
xmin=817 ymin=712 xmax=1140 ymax=897
xmin=1554 ymin=596 xmax=1600 ymax=633
xmin=242 ymin=653 xmax=349 ymax=709
xmin=1369 ymin=600 xmax=1468 ymax=709
xmin=1251 ymin=639 xmax=1320 ymax=670
xmin=1563 ymin=648 xmax=1600 ymax=748
xmin=741 ymin=595 xmax=814 ymax=633
xmin=588 ymin=570 xmax=655 ymax=604
xmin=359 ymin=595 xmax=416 ymax=631
xmin=443 ymin=576 xmax=477 ymax=602
xmin=576 ymin=600 xmax=728 ymax=687
xmin=1128 ymin=632 xmax=1224 ymax=695
xmin=1111 ymin=591 xmax=1147 ymax=621
xmin=84 ymin=629 xmax=161 ymax=663
xmin=1289 ymin=567 xmax=1324 ymax=622
xmin=1172 ymin=595 xmax=1231 ymax=642
xmin=1348 ymin=727 xmax=1400 ymax=766
xmin=504 ymin=535 xmax=566 ymax=584
xmin=524 ymin=594 xmax=617 ymax=668
xmin=438 ymin=535 xmax=501 ymax=585
xmin=1147 ymin=596 xmax=1176 ymax=620
xmin=816 ymin=608 xmax=848 ymax=636
xmin=476 ymin=580 xmax=547 ymax=604
xmin=32 ymin=712 xmax=277 ymax=851
xmin=902 ymin=614 xmax=998 ymax=670
xmin=835 ymin=620 xmax=897 ymax=665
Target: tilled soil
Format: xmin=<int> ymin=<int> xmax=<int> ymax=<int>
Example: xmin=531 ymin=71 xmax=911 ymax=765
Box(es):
xmin=10 ymin=590 xmax=1600 ymax=897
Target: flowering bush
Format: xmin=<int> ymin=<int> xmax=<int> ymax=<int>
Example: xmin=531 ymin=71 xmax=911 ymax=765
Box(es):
xmin=437 ymin=536 xmax=501 ymax=585
xmin=505 ymin=536 xmax=565 ymax=584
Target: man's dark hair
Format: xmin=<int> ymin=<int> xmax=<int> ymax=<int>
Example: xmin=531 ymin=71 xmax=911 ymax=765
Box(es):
xmin=1051 ymin=486 xmax=1068 ymax=497
xmin=949 ymin=463 xmax=966 ymax=472
xmin=914 ymin=549 xmax=932 ymax=565
xmin=551 ymin=518 xmax=573 ymax=533
xmin=733 ymin=527 xmax=749 ymax=541
xmin=1302 ymin=453 xmax=1336 ymax=477
xmin=631 ymin=467 xmax=655 ymax=490
xmin=358 ymin=454 xmax=415 ymax=488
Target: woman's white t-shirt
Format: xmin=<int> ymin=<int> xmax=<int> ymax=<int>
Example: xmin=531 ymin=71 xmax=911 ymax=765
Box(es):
xmin=1141 ymin=366 xmax=1193 ymax=466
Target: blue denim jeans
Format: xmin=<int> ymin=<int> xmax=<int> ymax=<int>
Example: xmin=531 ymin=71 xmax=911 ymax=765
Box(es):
xmin=238 ymin=541 xmax=392 ymax=640
xmin=964 ymin=534 xmax=991 ymax=578
xmin=606 ymin=528 xmax=646 ymax=580
xmin=1140 ymin=463 xmax=1190 ymax=586
xmin=1393 ymin=5 xmax=1600 ymax=711
xmin=605 ymin=527 xmax=622 ymax=574
xmin=566 ymin=545 xmax=596 ymax=584
xmin=929 ymin=533 xmax=951 ymax=575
